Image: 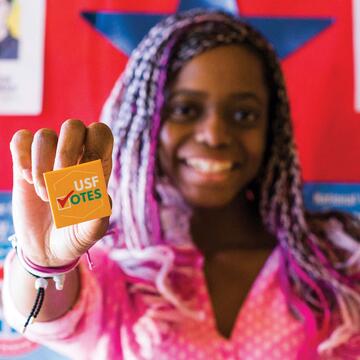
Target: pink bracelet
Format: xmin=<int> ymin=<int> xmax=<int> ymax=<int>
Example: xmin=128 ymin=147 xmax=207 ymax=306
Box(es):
xmin=8 ymin=234 xmax=82 ymax=290
xmin=18 ymin=246 xmax=80 ymax=290
xmin=22 ymin=250 xmax=80 ymax=274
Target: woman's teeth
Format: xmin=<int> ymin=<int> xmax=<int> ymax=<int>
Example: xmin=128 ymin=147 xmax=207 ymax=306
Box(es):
xmin=185 ymin=158 xmax=234 ymax=173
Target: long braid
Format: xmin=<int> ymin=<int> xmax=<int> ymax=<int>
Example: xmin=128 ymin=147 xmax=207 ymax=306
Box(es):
xmin=101 ymin=9 xmax=360 ymax=354
xmin=260 ymin=45 xmax=360 ymax=352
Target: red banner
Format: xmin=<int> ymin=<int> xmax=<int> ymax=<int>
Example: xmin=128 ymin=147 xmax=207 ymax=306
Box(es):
xmin=0 ymin=0 xmax=359 ymax=190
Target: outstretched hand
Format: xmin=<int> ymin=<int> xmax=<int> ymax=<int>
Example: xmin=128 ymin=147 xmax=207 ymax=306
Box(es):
xmin=10 ymin=119 xmax=114 ymax=267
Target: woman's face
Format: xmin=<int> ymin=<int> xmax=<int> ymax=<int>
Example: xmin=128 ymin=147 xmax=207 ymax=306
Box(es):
xmin=158 ymin=44 xmax=269 ymax=208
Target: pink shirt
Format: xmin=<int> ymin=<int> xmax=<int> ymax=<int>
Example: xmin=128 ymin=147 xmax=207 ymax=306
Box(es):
xmin=3 ymin=246 xmax=318 ymax=359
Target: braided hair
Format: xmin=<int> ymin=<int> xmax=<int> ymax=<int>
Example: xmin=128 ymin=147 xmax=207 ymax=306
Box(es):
xmin=101 ymin=9 xmax=360 ymax=355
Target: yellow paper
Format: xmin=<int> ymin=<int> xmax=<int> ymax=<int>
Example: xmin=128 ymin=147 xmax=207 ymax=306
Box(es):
xmin=43 ymin=160 xmax=111 ymax=228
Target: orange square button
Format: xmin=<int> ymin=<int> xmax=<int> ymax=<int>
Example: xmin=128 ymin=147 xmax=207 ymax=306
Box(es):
xmin=43 ymin=159 xmax=112 ymax=228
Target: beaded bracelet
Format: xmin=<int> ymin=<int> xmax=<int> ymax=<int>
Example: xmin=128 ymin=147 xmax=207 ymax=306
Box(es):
xmin=8 ymin=234 xmax=93 ymax=333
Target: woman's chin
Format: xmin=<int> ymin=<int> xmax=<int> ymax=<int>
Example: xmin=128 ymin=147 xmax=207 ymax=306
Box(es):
xmin=181 ymin=190 xmax=238 ymax=209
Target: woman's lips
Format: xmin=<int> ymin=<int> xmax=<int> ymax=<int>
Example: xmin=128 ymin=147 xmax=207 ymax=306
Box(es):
xmin=180 ymin=157 xmax=241 ymax=182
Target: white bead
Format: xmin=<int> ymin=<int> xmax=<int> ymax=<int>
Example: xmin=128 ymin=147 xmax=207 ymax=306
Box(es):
xmin=35 ymin=277 xmax=48 ymax=290
xmin=53 ymin=274 xmax=65 ymax=290
xmin=8 ymin=234 xmax=17 ymax=248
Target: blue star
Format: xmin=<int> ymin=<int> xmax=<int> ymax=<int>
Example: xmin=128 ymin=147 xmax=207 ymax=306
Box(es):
xmin=81 ymin=0 xmax=333 ymax=59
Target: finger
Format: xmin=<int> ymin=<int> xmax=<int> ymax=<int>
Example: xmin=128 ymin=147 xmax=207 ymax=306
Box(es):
xmin=73 ymin=196 xmax=114 ymax=253
xmin=10 ymin=129 xmax=34 ymax=184
xmin=82 ymin=122 xmax=114 ymax=185
xmin=50 ymin=211 xmax=111 ymax=263
xmin=53 ymin=119 xmax=87 ymax=170
xmin=31 ymin=128 xmax=58 ymax=201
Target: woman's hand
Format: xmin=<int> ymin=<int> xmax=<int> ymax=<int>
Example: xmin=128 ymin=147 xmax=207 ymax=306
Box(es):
xmin=10 ymin=119 xmax=113 ymax=267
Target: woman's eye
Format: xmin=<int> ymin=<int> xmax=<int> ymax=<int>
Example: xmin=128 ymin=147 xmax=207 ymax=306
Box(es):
xmin=232 ymin=110 xmax=259 ymax=125
xmin=166 ymin=103 xmax=200 ymax=122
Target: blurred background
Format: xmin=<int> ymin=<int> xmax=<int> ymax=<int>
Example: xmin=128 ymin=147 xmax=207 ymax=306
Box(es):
xmin=0 ymin=0 xmax=359 ymax=358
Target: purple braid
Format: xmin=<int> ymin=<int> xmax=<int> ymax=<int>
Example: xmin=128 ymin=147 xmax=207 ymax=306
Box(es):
xmin=101 ymin=9 xmax=360 ymax=355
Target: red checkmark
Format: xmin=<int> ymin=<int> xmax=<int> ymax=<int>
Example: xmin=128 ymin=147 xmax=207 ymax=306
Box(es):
xmin=57 ymin=190 xmax=74 ymax=208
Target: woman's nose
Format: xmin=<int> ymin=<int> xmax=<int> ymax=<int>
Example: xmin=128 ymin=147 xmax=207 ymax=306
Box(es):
xmin=194 ymin=111 xmax=232 ymax=147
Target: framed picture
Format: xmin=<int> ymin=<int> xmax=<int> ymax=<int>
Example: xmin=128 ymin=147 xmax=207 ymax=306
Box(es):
xmin=0 ymin=0 xmax=46 ymax=115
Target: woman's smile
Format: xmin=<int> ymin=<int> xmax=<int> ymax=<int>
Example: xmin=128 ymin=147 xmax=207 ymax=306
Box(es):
xmin=180 ymin=157 xmax=241 ymax=183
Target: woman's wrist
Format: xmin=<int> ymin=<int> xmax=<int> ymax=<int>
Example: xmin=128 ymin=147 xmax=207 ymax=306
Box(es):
xmin=9 ymin=234 xmax=80 ymax=289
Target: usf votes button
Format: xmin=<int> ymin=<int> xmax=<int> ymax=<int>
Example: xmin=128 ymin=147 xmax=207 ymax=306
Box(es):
xmin=43 ymin=159 xmax=112 ymax=228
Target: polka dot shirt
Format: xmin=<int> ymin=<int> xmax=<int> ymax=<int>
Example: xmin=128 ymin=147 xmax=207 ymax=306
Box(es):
xmin=3 ymin=247 xmax=342 ymax=359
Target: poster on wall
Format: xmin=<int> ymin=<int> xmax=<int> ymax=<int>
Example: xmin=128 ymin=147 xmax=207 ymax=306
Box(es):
xmin=0 ymin=0 xmax=46 ymax=115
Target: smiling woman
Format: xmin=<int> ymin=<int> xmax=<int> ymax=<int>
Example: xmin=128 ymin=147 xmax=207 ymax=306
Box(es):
xmin=159 ymin=45 xmax=269 ymax=208
xmin=3 ymin=8 xmax=360 ymax=360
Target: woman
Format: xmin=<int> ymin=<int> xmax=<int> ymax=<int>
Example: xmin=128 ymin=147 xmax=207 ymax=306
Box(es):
xmin=3 ymin=9 xmax=360 ymax=359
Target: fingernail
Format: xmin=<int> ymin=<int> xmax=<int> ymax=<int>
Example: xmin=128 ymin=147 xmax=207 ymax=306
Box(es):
xmin=39 ymin=186 xmax=49 ymax=202
xmin=22 ymin=169 xmax=33 ymax=184
xmin=35 ymin=184 xmax=48 ymax=201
